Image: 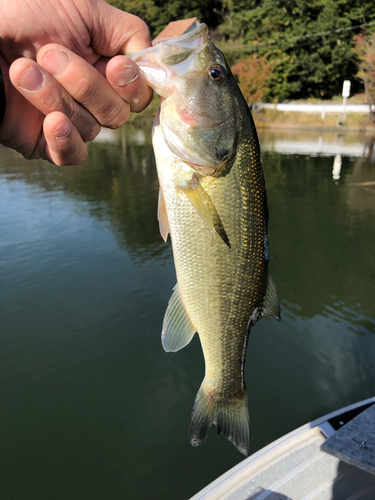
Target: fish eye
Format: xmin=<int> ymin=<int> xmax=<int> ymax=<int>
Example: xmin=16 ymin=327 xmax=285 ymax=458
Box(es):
xmin=208 ymin=65 xmax=227 ymax=84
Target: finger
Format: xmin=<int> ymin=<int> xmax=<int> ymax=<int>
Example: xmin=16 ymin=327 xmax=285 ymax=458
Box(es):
xmin=9 ymin=58 xmax=100 ymax=142
xmin=43 ymin=111 xmax=88 ymax=166
xmin=90 ymin=2 xmax=152 ymax=55
xmin=106 ymin=55 xmax=153 ymax=113
xmin=93 ymin=57 xmax=110 ymax=78
xmin=38 ymin=44 xmax=132 ymax=127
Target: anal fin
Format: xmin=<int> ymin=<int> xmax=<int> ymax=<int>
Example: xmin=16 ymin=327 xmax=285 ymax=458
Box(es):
xmin=162 ymin=284 xmax=196 ymax=352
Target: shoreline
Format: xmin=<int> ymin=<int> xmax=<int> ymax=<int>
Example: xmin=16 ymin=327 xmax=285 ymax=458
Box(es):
xmin=253 ymin=109 xmax=375 ymax=133
xmin=254 ymin=123 xmax=375 ymax=133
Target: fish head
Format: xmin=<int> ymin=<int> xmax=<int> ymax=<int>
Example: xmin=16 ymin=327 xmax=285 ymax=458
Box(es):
xmin=131 ymin=24 xmax=238 ymax=176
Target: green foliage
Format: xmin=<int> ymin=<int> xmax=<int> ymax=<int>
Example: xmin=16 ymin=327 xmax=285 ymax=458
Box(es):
xmin=219 ymin=0 xmax=375 ymax=101
xmin=105 ymin=0 xmax=223 ymax=38
xmin=106 ymin=0 xmax=375 ymax=102
xmin=353 ymin=33 xmax=375 ymax=120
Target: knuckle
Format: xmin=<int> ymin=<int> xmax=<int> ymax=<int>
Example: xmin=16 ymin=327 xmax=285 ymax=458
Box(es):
xmin=102 ymin=106 xmax=130 ymax=129
xmin=47 ymin=93 xmax=67 ymax=114
xmin=135 ymin=18 xmax=150 ymax=37
xmin=73 ymin=75 xmax=94 ymax=103
xmin=69 ymin=107 xmax=101 ymax=142
xmin=126 ymin=14 xmax=150 ymax=38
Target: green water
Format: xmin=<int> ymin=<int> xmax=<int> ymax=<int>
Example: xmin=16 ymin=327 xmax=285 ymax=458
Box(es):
xmin=1 ymin=126 xmax=375 ymax=499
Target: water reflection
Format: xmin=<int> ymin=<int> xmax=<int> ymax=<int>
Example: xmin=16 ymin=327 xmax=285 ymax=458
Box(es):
xmin=259 ymin=130 xmax=375 ymax=159
xmin=0 ymin=124 xmax=168 ymax=262
xmin=1 ymin=127 xmax=375 ymax=500
xmin=332 ymin=154 xmax=342 ymax=180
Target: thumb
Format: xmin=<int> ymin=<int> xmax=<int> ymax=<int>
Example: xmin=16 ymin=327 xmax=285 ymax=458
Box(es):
xmin=87 ymin=0 xmax=152 ymax=56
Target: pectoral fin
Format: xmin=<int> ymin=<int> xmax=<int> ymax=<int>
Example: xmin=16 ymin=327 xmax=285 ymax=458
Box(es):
xmin=260 ymin=270 xmax=281 ymax=321
xmin=179 ymin=175 xmax=215 ymax=238
xmin=179 ymin=175 xmax=230 ymax=247
xmin=162 ymin=284 xmax=196 ymax=352
xmin=158 ymin=187 xmax=170 ymax=242
xmin=207 ymin=197 xmax=231 ymax=248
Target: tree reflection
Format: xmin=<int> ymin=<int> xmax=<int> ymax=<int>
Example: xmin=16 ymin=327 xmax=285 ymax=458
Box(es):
xmin=0 ymin=124 xmax=170 ymax=263
xmin=263 ymin=140 xmax=375 ymax=328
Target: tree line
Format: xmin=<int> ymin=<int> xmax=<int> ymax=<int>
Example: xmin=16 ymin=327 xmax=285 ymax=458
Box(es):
xmin=106 ymin=0 xmax=375 ymax=109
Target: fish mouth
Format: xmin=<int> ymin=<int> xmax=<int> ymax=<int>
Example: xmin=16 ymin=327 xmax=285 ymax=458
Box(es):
xmin=153 ymin=23 xmax=208 ymax=45
xmin=129 ymin=23 xmax=208 ymax=64
xmin=129 ymin=24 xmax=209 ymax=98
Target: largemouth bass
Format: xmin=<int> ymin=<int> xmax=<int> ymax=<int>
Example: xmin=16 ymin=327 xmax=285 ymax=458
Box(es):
xmin=131 ymin=24 xmax=281 ymax=456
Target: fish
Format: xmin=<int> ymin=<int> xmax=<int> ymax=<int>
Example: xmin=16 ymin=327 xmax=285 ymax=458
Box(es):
xmin=131 ymin=24 xmax=281 ymax=456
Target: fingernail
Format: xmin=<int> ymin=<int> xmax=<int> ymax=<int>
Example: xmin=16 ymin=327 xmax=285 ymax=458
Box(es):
xmin=19 ymin=66 xmax=45 ymax=92
xmin=42 ymin=49 xmax=70 ymax=77
xmin=115 ymin=65 xmax=139 ymax=86
xmin=54 ymin=119 xmax=70 ymax=139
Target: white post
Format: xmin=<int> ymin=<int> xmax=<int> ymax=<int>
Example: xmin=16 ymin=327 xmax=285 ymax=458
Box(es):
xmin=342 ymin=80 xmax=351 ymax=113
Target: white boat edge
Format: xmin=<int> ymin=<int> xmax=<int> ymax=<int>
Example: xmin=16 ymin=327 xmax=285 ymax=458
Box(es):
xmin=190 ymin=396 xmax=375 ymax=500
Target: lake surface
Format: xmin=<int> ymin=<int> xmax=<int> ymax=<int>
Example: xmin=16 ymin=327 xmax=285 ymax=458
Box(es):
xmin=1 ymin=126 xmax=375 ymax=500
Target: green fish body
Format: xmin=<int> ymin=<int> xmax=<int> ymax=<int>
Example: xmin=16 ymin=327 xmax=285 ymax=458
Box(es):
xmin=132 ymin=24 xmax=280 ymax=456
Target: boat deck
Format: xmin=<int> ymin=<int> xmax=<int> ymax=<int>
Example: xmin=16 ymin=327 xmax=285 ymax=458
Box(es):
xmin=191 ymin=399 xmax=375 ymax=500
xmin=322 ymin=404 xmax=375 ymax=476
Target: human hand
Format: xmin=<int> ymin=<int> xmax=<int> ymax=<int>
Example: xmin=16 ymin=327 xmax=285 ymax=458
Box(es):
xmin=0 ymin=0 xmax=153 ymax=165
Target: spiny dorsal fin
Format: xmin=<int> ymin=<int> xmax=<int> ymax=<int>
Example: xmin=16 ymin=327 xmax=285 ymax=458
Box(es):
xmin=260 ymin=270 xmax=281 ymax=321
xmin=162 ymin=284 xmax=196 ymax=352
xmin=158 ymin=186 xmax=170 ymax=242
xmin=179 ymin=175 xmax=230 ymax=247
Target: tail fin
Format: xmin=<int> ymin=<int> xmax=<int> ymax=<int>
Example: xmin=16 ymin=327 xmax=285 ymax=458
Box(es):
xmin=188 ymin=380 xmax=251 ymax=456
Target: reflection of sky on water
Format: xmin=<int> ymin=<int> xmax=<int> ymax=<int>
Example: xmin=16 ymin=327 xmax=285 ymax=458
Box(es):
xmin=1 ymin=128 xmax=375 ymax=500
xmin=282 ymin=298 xmax=375 ymax=336
xmin=261 ymin=139 xmax=368 ymax=157
xmin=258 ymin=130 xmax=375 ymax=159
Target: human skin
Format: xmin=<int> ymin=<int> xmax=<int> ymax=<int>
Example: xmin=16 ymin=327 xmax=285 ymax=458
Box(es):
xmin=0 ymin=0 xmax=153 ymax=165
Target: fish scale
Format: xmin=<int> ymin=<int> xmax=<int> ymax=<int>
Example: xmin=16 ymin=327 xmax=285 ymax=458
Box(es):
xmin=132 ymin=23 xmax=280 ymax=455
